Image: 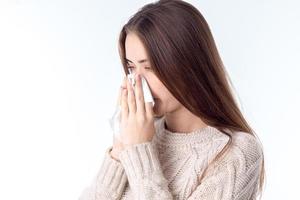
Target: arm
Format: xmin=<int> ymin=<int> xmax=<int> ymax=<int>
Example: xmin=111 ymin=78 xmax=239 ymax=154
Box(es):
xmin=79 ymin=146 xmax=128 ymax=200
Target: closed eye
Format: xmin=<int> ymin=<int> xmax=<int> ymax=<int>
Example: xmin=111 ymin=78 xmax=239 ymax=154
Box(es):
xmin=127 ymin=66 xmax=152 ymax=71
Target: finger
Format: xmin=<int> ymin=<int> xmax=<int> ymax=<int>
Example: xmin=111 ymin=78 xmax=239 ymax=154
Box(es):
xmin=127 ymin=75 xmax=136 ymax=114
xmin=145 ymin=102 xmax=154 ymax=117
xmin=121 ymin=88 xmax=128 ymax=120
xmin=135 ymin=74 xmax=146 ymax=115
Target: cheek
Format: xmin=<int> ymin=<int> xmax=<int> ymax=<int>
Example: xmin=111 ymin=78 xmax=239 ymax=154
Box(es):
xmin=147 ymin=75 xmax=172 ymax=102
xmin=155 ymin=93 xmax=173 ymax=108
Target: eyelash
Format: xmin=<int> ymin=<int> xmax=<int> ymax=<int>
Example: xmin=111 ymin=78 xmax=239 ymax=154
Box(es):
xmin=127 ymin=66 xmax=152 ymax=71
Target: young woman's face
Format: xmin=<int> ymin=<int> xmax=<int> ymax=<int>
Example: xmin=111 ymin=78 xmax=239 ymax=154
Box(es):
xmin=125 ymin=33 xmax=181 ymax=117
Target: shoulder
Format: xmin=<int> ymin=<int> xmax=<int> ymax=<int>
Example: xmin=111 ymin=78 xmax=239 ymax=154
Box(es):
xmin=228 ymin=131 xmax=263 ymax=172
xmin=200 ymin=131 xmax=263 ymax=198
xmin=187 ymin=130 xmax=264 ymax=199
xmin=208 ymin=130 xmax=264 ymax=175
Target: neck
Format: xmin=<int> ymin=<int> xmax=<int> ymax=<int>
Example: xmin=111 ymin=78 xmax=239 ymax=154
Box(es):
xmin=164 ymin=106 xmax=208 ymax=133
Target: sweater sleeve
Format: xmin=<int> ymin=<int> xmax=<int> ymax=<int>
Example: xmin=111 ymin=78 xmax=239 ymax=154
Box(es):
xmin=118 ymin=142 xmax=174 ymax=199
xmin=78 ymin=146 xmax=128 ymax=200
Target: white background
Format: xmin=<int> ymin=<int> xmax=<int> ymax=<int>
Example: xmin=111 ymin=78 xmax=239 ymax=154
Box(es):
xmin=0 ymin=0 xmax=299 ymax=199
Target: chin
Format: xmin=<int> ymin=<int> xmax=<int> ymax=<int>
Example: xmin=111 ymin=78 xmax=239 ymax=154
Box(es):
xmin=153 ymin=107 xmax=164 ymax=118
xmin=153 ymin=99 xmax=164 ymax=116
xmin=154 ymin=113 xmax=163 ymax=118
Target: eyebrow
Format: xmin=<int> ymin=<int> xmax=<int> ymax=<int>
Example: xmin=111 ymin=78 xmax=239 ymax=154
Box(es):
xmin=125 ymin=58 xmax=148 ymax=64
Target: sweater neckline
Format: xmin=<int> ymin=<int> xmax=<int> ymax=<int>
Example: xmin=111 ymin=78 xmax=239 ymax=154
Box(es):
xmin=153 ymin=116 xmax=229 ymax=146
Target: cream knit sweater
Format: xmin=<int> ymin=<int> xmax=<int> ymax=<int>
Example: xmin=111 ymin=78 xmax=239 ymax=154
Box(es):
xmin=79 ymin=116 xmax=263 ymax=200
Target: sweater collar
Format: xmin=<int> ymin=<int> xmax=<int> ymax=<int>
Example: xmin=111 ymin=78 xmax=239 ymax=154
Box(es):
xmin=153 ymin=116 xmax=230 ymax=146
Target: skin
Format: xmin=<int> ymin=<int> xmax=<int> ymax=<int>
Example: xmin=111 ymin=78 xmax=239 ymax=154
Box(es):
xmin=110 ymin=32 xmax=208 ymax=161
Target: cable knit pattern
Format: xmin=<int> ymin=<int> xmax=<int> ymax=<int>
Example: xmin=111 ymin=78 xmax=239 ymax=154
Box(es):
xmin=79 ymin=116 xmax=263 ymax=200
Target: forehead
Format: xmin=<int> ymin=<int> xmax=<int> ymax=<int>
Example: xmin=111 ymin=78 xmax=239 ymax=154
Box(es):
xmin=125 ymin=33 xmax=148 ymax=61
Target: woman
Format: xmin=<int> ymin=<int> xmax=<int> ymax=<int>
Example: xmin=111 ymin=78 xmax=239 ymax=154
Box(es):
xmin=79 ymin=0 xmax=265 ymax=199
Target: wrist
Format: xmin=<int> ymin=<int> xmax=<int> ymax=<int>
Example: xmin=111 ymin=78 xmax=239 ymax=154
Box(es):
xmin=110 ymin=148 xmax=120 ymax=161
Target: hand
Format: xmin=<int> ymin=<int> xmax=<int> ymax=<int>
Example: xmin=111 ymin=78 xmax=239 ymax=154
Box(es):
xmin=110 ymin=76 xmax=127 ymax=161
xmin=119 ymin=74 xmax=155 ymax=148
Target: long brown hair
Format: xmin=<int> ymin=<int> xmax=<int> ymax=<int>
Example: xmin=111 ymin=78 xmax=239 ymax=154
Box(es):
xmin=117 ymin=0 xmax=265 ymax=198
